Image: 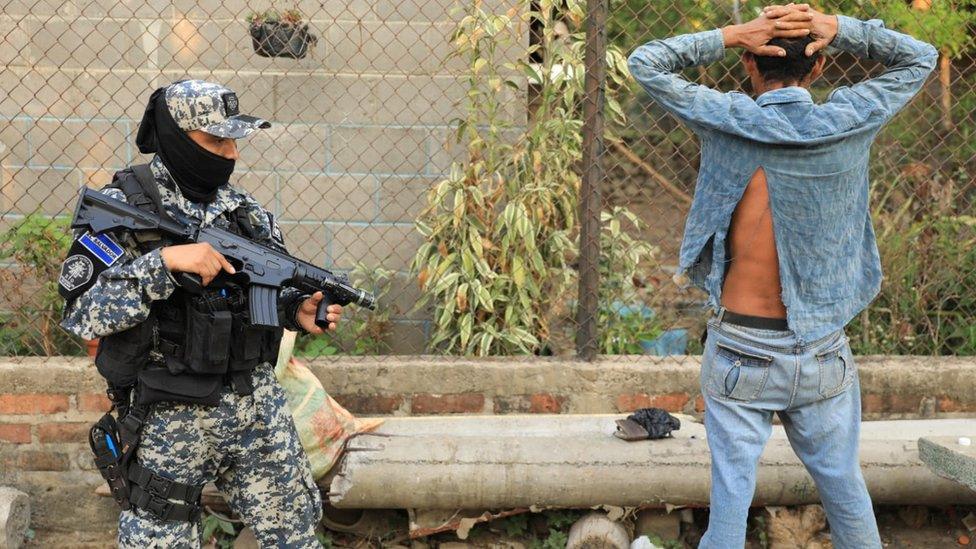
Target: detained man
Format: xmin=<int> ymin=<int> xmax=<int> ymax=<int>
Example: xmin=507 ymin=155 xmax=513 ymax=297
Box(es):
xmin=627 ymin=3 xmax=936 ymax=547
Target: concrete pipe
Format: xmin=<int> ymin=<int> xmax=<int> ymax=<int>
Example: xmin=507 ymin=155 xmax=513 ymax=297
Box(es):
xmin=328 ymin=415 xmax=976 ymax=509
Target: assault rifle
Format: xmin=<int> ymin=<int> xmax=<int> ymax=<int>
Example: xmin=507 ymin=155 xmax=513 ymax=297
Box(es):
xmin=69 ymin=188 xmax=376 ymax=328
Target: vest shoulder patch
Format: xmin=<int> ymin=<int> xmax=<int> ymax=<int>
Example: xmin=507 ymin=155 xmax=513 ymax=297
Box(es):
xmin=58 ymin=232 xmax=125 ymax=302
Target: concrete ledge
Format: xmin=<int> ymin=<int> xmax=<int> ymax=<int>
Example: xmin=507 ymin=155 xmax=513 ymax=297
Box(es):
xmin=919 ymin=437 xmax=976 ymax=492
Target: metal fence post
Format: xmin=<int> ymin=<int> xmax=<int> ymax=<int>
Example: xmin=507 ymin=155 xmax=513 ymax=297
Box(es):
xmin=575 ymin=0 xmax=608 ymax=361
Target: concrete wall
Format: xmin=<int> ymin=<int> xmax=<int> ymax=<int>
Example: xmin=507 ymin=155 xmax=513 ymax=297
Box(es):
xmin=1 ymin=355 xmax=974 ymax=536
xmin=0 ymin=0 xmax=525 ymax=353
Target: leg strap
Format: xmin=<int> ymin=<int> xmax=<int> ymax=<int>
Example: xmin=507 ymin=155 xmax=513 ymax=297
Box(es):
xmin=127 ymin=463 xmax=203 ymax=522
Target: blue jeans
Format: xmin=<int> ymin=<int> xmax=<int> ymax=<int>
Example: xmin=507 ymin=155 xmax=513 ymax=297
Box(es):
xmin=698 ymin=313 xmax=881 ymax=549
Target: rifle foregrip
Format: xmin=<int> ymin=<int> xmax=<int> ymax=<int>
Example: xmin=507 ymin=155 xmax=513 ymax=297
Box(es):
xmin=249 ymin=285 xmax=280 ymax=328
xmin=314 ymin=294 xmax=334 ymax=329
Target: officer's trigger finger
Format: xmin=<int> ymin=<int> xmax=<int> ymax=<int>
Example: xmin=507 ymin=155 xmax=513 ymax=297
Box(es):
xmin=216 ymin=253 xmax=235 ymax=274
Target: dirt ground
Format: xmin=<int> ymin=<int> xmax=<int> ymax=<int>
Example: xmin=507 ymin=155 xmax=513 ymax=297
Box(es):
xmin=25 ymin=505 xmax=975 ymax=548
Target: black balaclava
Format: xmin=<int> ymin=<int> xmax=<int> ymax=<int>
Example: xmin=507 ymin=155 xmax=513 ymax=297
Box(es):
xmin=135 ymin=85 xmax=235 ymax=204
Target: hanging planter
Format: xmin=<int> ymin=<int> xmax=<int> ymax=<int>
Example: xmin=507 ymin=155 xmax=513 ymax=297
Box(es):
xmin=246 ymin=9 xmax=318 ymax=59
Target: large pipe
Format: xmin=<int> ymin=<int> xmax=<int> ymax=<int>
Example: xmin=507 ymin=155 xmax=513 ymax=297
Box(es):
xmin=328 ymin=416 xmax=976 ymax=508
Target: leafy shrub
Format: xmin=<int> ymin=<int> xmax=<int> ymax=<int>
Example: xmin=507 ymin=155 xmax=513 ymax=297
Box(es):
xmin=0 ymin=215 xmax=82 ymax=356
xmin=597 ymin=207 xmax=661 ymax=354
xmin=413 ymin=0 xmax=630 ymax=355
xmin=849 ymin=214 xmax=976 ymax=355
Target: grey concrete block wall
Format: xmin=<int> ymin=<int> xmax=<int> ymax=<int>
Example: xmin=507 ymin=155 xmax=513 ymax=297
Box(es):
xmin=0 ymin=0 xmax=527 ymax=353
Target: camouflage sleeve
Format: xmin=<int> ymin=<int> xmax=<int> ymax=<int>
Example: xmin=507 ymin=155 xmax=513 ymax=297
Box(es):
xmin=239 ymin=193 xmax=309 ymax=334
xmin=59 ymin=188 xmax=177 ymax=340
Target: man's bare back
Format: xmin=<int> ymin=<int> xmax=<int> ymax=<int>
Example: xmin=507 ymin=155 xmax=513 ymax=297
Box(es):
xmin=721 ymin=168 xmax=788 ymax=319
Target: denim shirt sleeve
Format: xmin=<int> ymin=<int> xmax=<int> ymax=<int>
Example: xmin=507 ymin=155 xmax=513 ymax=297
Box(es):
xmin=827 ymin=15 xmax=938 ymax=122
xmin=627 ymin=29 xmax=729 ymax=132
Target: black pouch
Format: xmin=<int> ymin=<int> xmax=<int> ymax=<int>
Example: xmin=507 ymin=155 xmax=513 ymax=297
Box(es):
xmin=95 ymin=322 xmax=154 ymax=388
xmin=183 ymin=302 xmax=232 ymax=375
xmin=259 ymin=326 xmax=285 ymax=364
xmin=136 ymin=368 xmax=222 ymax=407
xmin=229 ymin=312 xmax=264 ymax=372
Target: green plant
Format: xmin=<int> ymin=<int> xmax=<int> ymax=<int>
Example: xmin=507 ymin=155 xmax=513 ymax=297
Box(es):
xmin=848 ymin=213 xmax=976 ymax=355
xmin=642 ymin=532 xmax=685 ymax=549
xmin=0 ymin=215 xmax=82 ymax=356
xmin=316 ymin=528 xmax=334 ymax=548
xmin=530 ymin=529 xmax=569 ymax=549
xmin=597 ymin=207 xmax=660 ymax=354
xmin=246 ymin=8 xmax=304 ymax=26
xmin=500 ymin=513 xmax=531 ymax=538
xmin=413 ymin=0 xmax=629 ymax=355
xmin=750 ymin=514 xmax=769 ymax=549
xmin=525 ymin=510 xmax=580 ymax=549
xmin=201 ymin=512 xmax=240 ymax=548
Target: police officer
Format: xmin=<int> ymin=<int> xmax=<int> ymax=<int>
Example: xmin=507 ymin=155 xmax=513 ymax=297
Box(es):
xmin=59 ymin=80 xmax=340 ymax=547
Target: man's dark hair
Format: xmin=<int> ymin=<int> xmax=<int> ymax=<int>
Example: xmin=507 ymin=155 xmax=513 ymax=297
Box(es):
xmin=751 ymin=36 xmax=821 ymax=84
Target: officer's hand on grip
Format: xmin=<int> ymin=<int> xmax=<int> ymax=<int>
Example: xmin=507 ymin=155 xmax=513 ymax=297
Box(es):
xmin=160 ymin=243 xmax=236 ymax=286
xmin=298 ymin=291 xmax=342 ymax=334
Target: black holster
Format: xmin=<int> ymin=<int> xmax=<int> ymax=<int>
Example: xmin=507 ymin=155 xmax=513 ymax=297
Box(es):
xmin=89 ymin=386 xmax=203 ymax=522
xmin=89 ymin=412 xmax=130 ymax=510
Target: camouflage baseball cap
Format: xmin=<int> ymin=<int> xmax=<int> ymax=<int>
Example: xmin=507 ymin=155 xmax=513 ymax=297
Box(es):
xmin=164 ymin=79 xmax=271 ymax=139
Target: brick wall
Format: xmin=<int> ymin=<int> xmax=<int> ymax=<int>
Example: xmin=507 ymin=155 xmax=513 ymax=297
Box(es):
xmin=311 ymin=355 xmax=976 ymax=418
xmin=0 ymin=0 xmax=524 ymax=353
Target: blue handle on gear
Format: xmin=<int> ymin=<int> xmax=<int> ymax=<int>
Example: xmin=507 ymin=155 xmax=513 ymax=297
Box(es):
xmin=105 ymin=432 xmax=119 ymax=458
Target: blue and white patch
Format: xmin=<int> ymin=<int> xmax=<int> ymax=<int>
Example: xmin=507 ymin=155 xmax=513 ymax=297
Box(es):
xmin=78 ymin=232 xmax=124 ymax=266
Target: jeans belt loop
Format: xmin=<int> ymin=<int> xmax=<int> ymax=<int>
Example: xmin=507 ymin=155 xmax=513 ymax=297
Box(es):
xmin=716 ymin=306 xmax=727 ymax=326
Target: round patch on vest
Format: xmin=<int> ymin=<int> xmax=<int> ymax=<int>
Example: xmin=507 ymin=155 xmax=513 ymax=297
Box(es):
xmin=59 ymin=254 xmax=94 ymax=292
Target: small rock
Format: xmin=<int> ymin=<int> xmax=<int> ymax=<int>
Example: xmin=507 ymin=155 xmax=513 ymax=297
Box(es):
xmin=631 ymin=536 xmax=665 ymax=549
xmin=897 ymin=506 xmax=929 ymax=529
xmin=487 ymin=543 xmax=525 ymax=549
xmin=962 ymin=512 xmax=976 ymax=532
xmin=634 ymin=509 xmax=680 ymax=541
xmin=766 ymin=505 xmax=828 ymax=549
xmin=0 ymin=486 xmax=30 ymax=549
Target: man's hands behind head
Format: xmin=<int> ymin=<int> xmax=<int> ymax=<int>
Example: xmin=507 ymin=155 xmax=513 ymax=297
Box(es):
xmin=723 ymin=3 xmax=813 ymax=57
xmin=763 ymin=3 xmax=838 ymax=56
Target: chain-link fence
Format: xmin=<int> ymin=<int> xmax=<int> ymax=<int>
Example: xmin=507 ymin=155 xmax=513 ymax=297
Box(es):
xmin=0 ymin=0 xmax=973 ymax=359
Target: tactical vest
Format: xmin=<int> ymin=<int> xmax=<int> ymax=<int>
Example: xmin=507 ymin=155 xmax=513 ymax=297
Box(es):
xmin=93 ymin=164 xmax=283 ymax=406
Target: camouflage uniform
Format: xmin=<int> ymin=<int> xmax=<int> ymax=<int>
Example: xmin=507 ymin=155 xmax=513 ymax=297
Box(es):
xmin=60 ymin=80 xmax=322 ymax=548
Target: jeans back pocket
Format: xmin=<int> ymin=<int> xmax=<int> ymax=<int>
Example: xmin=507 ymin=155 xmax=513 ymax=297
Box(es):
xmin=714 ymin=343 xmax=773 ymax=402
xmin=816 ymin=338 xmax=852 ymax=398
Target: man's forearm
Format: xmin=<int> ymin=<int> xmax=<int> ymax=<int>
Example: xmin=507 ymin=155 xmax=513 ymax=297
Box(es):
xmin=629 ymin=30 xmax=726 ymax=77
xmin=830 ymin=14 xmax=936 ymax=68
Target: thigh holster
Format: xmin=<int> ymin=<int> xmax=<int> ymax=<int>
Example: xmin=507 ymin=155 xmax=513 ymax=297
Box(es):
xmin=127 ymin=463 xmax=203 ymax=522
